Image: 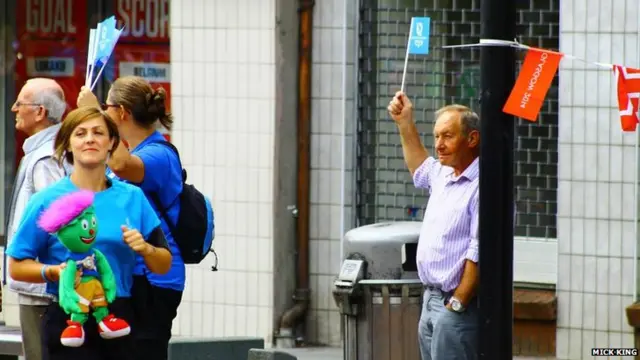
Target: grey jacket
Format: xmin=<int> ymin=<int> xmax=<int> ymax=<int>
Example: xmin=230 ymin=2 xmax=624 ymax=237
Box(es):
xmin=5 ymin=124 xmax=67 ymax=305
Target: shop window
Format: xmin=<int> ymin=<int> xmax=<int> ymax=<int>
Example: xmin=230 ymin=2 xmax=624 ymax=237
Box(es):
xmin=356 ymin=0 xmax=559 ymax=240
xmin=0 ymin=0 xmax=171 ymax=243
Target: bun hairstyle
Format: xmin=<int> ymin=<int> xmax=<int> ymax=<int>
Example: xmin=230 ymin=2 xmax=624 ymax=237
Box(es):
xmin=109 ymin=76 xmax=174 ymax=131
xmin=145 ymin=87 xmax=172 ymax=130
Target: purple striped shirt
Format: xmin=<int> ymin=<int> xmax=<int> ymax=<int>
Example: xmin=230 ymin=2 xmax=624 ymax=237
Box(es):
xmin=413 ymin=156 xmax=479 ymax=292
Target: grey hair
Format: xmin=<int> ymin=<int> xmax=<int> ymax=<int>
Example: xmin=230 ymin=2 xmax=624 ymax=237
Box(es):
xmin=435 ymin=104 xmax=480 ymax=135
xmin=31 ymin=87 xmax=66 ymax=124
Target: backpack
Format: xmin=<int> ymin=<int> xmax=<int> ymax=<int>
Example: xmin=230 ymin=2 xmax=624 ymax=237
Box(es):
xmin=147 ymin=140 xmax=216 ymax=265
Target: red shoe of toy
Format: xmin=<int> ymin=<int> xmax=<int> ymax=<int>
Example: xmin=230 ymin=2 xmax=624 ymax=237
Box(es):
xmin=61 ymin=320 xmax=85 ymax=347
xmin=98 ymin=314 xmax=131 ymax=339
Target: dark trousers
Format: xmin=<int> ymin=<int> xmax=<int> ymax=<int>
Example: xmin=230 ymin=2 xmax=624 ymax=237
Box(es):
xmin=41 ymin=298 xmax=136 ymax=360
xmin=131 ymin=275 xmax=183 ymax=360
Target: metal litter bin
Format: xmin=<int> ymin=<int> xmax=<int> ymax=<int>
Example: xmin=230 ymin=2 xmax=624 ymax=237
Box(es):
xmin=333 ymin=221 xmax=423 ymax=360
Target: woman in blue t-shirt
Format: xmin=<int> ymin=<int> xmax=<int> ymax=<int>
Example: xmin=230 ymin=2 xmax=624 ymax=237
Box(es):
xmin=6 ymin=107 xmax=172 ymax=360
xmin=78 ymin=76 xmax=185 ymax=360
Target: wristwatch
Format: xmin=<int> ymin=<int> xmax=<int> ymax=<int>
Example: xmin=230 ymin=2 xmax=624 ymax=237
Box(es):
xmin=448 ymin=296 xmax=466 ymax=312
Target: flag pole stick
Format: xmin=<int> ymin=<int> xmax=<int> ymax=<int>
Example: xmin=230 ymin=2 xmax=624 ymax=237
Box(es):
xmin=85 ymin=29 xmax=96 ymax=87
xmin=632 ymin=18 xmax=640 ymax=303
xmin=400 ymin=19 xmax=415 ymax=93
xmin=90 ymin=58 xmax=111 ymax=91
xmin=632 ymin=118 xmax=639 ymax=303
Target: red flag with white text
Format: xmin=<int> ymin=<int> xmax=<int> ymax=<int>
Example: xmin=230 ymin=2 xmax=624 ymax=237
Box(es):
xmin=503 ymin=48 xmax=563 ymax=121
xmin=614 ymin=65 xmax=640 ymax=132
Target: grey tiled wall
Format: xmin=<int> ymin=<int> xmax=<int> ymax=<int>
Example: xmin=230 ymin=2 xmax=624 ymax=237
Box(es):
xmin=556 ymin=0 xmax=638 ymax=358
xmin=306 ymin=0 xmax=356 ymax=347
xmin=170 ymin=0 xmax=277 ymax=343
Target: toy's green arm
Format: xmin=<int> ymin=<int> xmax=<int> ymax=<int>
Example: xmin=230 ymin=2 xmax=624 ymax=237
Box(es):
xmin=94 ymin=249 xmax=116 ymax=303
xmin=58 ymin=260 xmax=81 ymax=315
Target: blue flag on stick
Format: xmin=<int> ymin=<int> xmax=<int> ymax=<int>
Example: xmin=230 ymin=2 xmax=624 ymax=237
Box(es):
xmin=93 ymin=16 xmax=122 ymax=66
xmin=408 ymin=17 xmax=431 ymax=55
xmin=401 ymin=17 xmax=431 ymax=92
xmin=85 ymin=16 xmax=124 ymax=90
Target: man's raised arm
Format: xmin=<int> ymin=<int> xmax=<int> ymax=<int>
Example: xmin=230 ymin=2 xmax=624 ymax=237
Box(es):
xmin=388 ymin=91 xmax=429 ymax=176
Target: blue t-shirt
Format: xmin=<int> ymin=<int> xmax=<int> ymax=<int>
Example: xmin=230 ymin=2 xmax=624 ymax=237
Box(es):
xmin=106 ymin=131 xmax=185 ymax=292
xmin=6 ymin=177 xmax=161 ymax=298
xmin=69 ymin=251 xmax=100 ymax=279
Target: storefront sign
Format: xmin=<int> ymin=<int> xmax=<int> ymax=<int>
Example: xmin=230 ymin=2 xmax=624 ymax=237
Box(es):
xmin=116 ymin=0 xmax=170 ymax=42
xmin=118 ymin=62 xmax=170 ymax=83
xmin=27 ymin=57 xmax=75 ymax=77
xmin=23 ymin=0 xmax=79 ymax=38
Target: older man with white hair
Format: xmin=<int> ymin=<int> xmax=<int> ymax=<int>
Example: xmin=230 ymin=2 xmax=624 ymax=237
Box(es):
xmin=6 ymin=78 xmax=68 ymax=360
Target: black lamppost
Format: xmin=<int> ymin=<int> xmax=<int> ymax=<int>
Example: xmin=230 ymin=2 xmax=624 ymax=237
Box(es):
xmin=478 ymin=0 xmax=517 ymax=358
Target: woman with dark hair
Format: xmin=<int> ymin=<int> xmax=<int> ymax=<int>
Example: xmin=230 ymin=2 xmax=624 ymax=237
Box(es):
xmin=78 ymin=77 xmax=184 ymax=360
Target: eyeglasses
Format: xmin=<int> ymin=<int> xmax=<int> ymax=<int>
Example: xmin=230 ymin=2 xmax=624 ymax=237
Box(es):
xmin=14 ymin=101 xmax=40 ymax=108
xmin=100 ymin=103 xmax=120 ymax=111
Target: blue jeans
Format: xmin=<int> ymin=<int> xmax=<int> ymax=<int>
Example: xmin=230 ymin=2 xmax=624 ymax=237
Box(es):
xmin=418 ymin=287 xmax=479 ymax=360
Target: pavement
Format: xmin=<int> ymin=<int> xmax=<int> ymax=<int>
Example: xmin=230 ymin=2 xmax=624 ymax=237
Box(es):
xmin=283 ymin=347 xmax=556 ymax=360
xmin=285 ymin=347 xmax=341 ymax=360
xmin=0 ymin=322 xmax=554 ymax=360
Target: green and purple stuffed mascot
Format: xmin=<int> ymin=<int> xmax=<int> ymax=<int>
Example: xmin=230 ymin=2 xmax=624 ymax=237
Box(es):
xmin=38 ymin=190 xmax=131 ymax=347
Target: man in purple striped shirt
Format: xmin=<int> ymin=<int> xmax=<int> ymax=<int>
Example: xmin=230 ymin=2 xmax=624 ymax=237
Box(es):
xmin=388 ymin=91 xmax=480 ymax=360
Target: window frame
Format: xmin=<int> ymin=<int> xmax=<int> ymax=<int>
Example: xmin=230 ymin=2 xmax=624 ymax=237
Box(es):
xmin=1 ymin=0 xmax=17 ymax=246
xmin=352 ymin=0 xmax=559 ymax=285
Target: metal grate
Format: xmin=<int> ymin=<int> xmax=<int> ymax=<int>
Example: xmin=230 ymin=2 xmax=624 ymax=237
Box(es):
xmin=356 ymin=0 xmax=559 ymax=239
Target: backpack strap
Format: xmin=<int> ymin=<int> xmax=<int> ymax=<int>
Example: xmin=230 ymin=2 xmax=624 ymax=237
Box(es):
xmin=149 ymin=190 xmax=177 ymax=235
xmin=148 ymin=139 xmax=187 ymax=183
xmin=148 ymin=140 xmax=183 ymax=168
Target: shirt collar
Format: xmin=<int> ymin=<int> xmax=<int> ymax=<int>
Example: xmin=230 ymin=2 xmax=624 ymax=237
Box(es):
xmin=22 ymin=123 xmax=61 ymax=154
xmin=446 ymin=156 xmax=479 ymax=182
